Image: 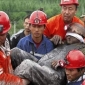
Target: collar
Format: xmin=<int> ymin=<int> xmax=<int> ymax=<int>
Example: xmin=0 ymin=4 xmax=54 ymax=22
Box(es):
xmin=68 ymin=73 xmax=85 ymax=83
xmin=29 ymin=34 xmax=46 ymax=44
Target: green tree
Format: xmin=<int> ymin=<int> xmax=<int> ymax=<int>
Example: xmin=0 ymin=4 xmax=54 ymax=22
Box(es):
xmin=0 ymin=0 xmax=84 ymax=35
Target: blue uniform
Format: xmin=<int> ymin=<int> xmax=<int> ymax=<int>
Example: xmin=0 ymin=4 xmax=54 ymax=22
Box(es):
xmin=67 ymin=76 xmax=85 ymax=85
xmin=67 ymin=81 xmax=83 ymax=85
xmin=17 ymin=34 xmax=54 ymax=60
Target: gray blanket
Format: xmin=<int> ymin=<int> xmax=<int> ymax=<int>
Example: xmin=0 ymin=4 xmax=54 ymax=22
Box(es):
xmin=11 ymin=43 xmax=85 ymax=85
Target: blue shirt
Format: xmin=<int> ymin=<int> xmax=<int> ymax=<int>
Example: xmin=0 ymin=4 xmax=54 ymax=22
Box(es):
xmin=67 ymin=81 xmax=83 ymax=85
xmin=17 ymin=34 xmax=54 ymax=60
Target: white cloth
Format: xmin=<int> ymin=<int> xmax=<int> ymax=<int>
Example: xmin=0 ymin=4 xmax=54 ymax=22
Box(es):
xmin=66 ymin=32 xmax=85 ymax=43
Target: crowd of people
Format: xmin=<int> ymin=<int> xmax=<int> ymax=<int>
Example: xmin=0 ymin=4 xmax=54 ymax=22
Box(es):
xmin=0 ymin=0 xmax=85 ymax=85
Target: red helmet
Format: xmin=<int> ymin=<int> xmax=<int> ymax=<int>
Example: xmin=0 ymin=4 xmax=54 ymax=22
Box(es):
xmin=64 ymin=50 xmax=85 ymax=69
xmin=60 ymin=0 xmax=79 ymax=6
xmin=29 ymin=10 xmax=47 ymax=25
xmin=0 ymin=11 xmax=11 ymax=34
xmin=82 ymin=80 xmax=85 ymax=85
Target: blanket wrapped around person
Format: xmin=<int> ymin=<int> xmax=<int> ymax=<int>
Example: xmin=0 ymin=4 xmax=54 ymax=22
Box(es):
xmin=10 ymin=43 xmax=85 ymax=85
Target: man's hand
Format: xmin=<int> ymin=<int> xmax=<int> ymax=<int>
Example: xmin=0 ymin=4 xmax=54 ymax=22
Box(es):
xmin=51 ymin=60 xmax=60 ymax=70
xmin=22 ymin=79 xmax=30 ymax=85
xmin=50 ymin=35 xmax=63 ymax=45
xmin=52 ymin=60 xmax=65 ymax=70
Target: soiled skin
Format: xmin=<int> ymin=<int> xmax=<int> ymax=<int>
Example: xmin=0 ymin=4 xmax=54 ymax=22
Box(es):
xmin=66 ymin=23 xmax=85 ymax=37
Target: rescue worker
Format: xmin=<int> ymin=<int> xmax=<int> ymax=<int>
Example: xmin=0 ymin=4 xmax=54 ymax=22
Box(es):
xmin=10 ymin=15 xmax=30 ymax=48
xmin=44 ymin=0 xmax=84 ymax=45
xmin=17 ymin=10 xmax=54 ymax=60
xmin=0 ymin=11 xmax=29 ymax=85
xmin=59 ymin=50 xmax=85 ymax=85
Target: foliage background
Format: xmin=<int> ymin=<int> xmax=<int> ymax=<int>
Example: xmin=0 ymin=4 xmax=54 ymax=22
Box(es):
xmin=0 ymin=0 xmax=84 ymax=35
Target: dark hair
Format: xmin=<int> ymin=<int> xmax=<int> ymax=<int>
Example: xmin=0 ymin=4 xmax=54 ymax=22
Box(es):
xmin=24 ymin=15 xmax=30 ymax=21
xmin=77 ymin=67 xmax=85 ymax=72
xmin=66 ymin=23 xmax=85 ymax=38
xmin=75 ymin=5 xmax=78 ymax=10
xmin=38 ymin=8 xmax=44 ymax=11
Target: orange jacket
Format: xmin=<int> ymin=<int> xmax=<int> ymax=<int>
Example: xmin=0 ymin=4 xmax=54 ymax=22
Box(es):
xmin=0 ymin=50 xmax=23 ymax=85
xmin=44 ymin=14 xmax=84 ymax=39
